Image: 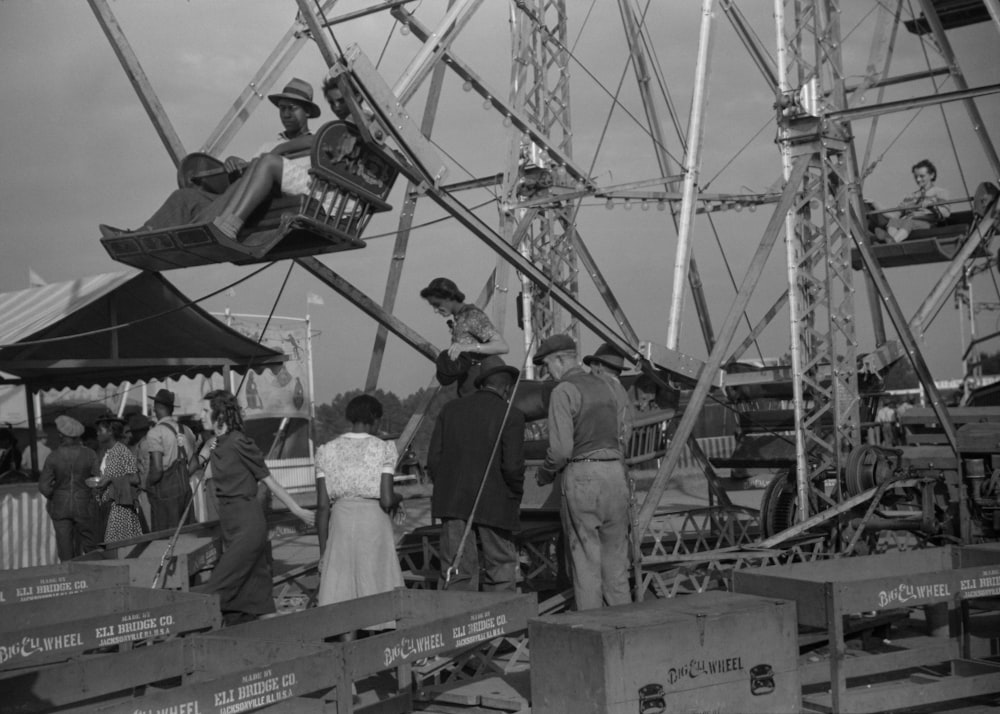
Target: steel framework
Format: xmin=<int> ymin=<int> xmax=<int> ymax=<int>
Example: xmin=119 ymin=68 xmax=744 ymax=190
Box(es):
xmin=86 ymin=0 xmax=1000 ymax=597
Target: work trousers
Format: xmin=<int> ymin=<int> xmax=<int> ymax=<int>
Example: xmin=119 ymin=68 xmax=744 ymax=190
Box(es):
xmin=47 ymin=491 xmax=99 ymax=561
xmin=147 ymin=474 xmax=193 ymax=532
xmin=560 ymin=460 xmax=631 ymax=610
xmin=439 ymin=518 xmax=518 ymax=592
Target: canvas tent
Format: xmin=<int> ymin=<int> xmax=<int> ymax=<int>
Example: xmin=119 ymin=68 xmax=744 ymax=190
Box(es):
xmin=0 ymin=271 xmax=285 ymax=390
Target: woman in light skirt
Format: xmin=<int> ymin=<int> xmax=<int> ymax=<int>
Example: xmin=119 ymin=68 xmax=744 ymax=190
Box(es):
xmin=315 ymin=394 xmax=405 ymax=636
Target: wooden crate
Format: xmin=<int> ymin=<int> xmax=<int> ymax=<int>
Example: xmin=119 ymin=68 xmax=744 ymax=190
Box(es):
xmin=0 ymin=584 xmax=220 ymax=670
xmin=97 ymin=533 xmax=223 ymax=590
xmin=1 ymin=589 xmax=536 ymax=714
xmin=529 ymin=590 xmax=800 ymax=714
xmin=734 ymin=546 xmax=1000 ymax=713
xmin=0 ymin=561 xmax=129 ymax=604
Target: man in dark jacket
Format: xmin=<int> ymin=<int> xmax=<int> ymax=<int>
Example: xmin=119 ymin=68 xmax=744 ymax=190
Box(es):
xmin=428 ymin=356 xmax=526 ymax=591
xmin=38 ymin=416 xmax=100 ymax=561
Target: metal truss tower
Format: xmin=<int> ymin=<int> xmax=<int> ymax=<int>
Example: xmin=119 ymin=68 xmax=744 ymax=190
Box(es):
xmin=776 ymin=0 xmax=863 ymax=517
xmin=500 ymin=0 xmax=579 ymax=370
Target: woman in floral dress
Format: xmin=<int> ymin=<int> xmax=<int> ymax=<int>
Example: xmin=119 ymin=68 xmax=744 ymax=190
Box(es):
xmin=90 ymin=416 xmax=143 ymax=542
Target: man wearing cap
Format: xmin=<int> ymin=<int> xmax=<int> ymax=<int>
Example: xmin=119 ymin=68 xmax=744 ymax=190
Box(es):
xmin=102 ymin=77 xmax=321 ymax=236
xmin=38 ymin=416 xmax=101 ymax=560
xmin=146 ymin=389 xmax=197 ymax=531
xmin=584 ymin=342 xmax=629 ymax=382
xmin=427 ymin=356 xmax=526 ymax=591
xmin=534 ymin=335 xmax=634 ymax=610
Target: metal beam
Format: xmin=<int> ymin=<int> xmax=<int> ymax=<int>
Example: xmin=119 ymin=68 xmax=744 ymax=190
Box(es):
xmin=665 ymin=0 xmax=715 ymax=350
xmin=391 ymin=0 xmax=485 ymax=104
xmin=719 ymin=0 xmax=779 ymax=92
xmin=637 ymin=155 xmax=811 ymax=535
xmin=364 ymin=36 xmax=451 ymax=392
xmin=619 ymin=0 xmax=717 ymax=353
xmin=910 ymin=211 xmax=999 ymax=338
xmin=828 ymin=82 xmax=1000 ymax=123
xmin=319 ymin=0 xmax=420 ymax=26
xmin=87 ymin=0 xmax=186 ymax=166
xmin=916 ymin=0 xmax=1000 ymax=180
xmin=201 ymin=12 xmax=319 ymax=155
xmin=391 ymin=7 xmax=595 ymax=187
xmin=295 ymin=257 xmax=439 ymax=363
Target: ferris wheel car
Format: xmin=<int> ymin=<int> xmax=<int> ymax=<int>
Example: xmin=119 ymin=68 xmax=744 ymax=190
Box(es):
xmin=852 ymin=181 xmax=999 ymax=270
xmin=99 ymin=121 xmax=402 ymax=271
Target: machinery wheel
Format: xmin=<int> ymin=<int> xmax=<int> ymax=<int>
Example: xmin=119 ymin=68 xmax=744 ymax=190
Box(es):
xmin=760 ymin=469 xmax=798 ymax=538
xmin=843 ymin=444 xmax=897 ymax=497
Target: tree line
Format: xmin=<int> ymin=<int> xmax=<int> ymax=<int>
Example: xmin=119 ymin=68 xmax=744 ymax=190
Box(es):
xmin=313 ymin=386 xmax=456 ymax=460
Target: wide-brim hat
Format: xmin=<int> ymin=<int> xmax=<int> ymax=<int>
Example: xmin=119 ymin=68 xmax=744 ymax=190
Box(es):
xmin=420 ymin=277 xmax=465 ymax=303
xmin=474 ymin=356 xmax=520 ymax=388
xmin=55 ymin=415 xmax=84 ymax=438
xmin=435 ymin=350 xmax=472 ymax=386
xmin=533 ymin=333 xmax=576 ymax=365
xmin=95 ymin=413 xmax=125 ymax=426
xmin=268 ymin=77 xmax=321 ymax=119
xmin=127 ymin=413 xmax=150 ymax=432
xmin=150 ymin=388 xmax=175 ymax=409
xmin=583 ymin=342 xmax=627 ymax=372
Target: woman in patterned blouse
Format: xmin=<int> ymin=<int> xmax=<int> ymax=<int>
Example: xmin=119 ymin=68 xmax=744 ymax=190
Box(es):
xmin=90 ymin=416 xmax=143 ymax=543
xmin=314 ymin=394 xmax=404 ymax=636
xmin=420 ymin=277 xmax=509 ymax=396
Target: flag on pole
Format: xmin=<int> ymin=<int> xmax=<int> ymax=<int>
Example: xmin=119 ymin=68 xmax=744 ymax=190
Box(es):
xmin=307 ymin=292 xmax=325 ymax=306
xmin=28 ymin=268 xmax=46 ymax=287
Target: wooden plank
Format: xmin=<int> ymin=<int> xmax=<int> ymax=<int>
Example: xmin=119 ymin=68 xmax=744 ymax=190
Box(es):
xmin=0 ymin=639 xmax=188 ymax=713
xmin=345 ymin=593 xmax=537 ymax=676
xmin=0 ymin=562 xmax=129 ymax=604
xmin=798 ymin=637 xmax=960 ymax=686
xmin=98 ymin=645 xmax=345 ymax=714
xmin=804 ymin=667 xmax=1000 ymax=714
xmin=0 ymin=586 xmax=220 ymax=670
xmin=220 ymin=591 xmax=397 ymax=642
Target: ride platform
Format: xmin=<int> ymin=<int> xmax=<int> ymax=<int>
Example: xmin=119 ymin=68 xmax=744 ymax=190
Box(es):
xmin=734 ymin=546 xmax=1000 ymax=713
xmin=1 ymin=588 xmax=536 ymax=714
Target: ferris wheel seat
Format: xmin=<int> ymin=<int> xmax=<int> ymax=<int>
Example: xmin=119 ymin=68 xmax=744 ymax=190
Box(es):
xmin=904 ymin=0 xmax=993 ymax=35
xmin=100 ymin=121 xmax=402 ymax=271
xmin=850 ymin=214 xmax=988 ymax=270
xmin=98 ymin=197 xmax=368 ymax=271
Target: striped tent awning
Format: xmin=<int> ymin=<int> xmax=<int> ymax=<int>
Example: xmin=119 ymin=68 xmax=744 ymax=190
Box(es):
xmin=0 ymin=271 xmax=285 ymax=390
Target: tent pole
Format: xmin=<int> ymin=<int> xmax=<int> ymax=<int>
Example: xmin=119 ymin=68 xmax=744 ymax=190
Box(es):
xmin=25 ymin=384 xmax=38 ymax=476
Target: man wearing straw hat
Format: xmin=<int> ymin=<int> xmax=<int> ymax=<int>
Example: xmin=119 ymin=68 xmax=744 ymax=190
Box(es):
xmin=101 ymin=77 xmax=321 ymax=236
xmin=428 ymin=356 xmax=526 ymax=591
xmin=38 ymin=416 xmax=100 ymax=561
xmin=534 ymin=335 xmax=634 ymax=610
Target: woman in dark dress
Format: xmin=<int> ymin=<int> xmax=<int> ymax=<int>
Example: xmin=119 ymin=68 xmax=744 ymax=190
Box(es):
xmin=193 ymin=390 xmax=313 ymax=625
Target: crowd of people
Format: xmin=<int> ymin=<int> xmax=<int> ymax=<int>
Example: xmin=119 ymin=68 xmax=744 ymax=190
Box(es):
xmin=26 ymin=269 xmax=643 ymax=623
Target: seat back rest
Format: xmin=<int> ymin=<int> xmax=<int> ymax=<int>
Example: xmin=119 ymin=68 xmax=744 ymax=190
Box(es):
xmin=311 ymin=121 xmax=400 ymax=205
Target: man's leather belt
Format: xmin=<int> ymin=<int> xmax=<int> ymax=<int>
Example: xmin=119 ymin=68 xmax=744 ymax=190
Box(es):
xmin=570 ymin=457 xmax=620 ymax=463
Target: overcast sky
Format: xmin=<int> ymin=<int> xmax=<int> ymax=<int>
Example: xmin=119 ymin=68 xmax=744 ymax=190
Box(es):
xmin=1 ymin=1 xmax=998 ymax=406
